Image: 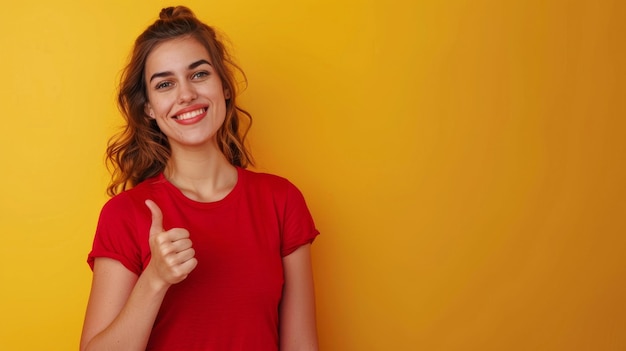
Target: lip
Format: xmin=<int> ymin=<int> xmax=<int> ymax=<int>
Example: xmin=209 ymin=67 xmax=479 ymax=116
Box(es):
xmin=172 ymin=105 xmax=208 ymax=125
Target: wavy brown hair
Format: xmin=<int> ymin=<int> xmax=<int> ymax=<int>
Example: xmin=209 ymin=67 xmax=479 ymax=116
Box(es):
xmin=106 ymin=6 xmax=253 ymax=196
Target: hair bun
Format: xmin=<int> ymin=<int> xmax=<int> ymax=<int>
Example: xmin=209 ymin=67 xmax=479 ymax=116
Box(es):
xmin=159 ymin=6 xmax=195 ymax=20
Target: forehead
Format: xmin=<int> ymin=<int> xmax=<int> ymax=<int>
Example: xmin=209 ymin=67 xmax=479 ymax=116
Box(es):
xmin=145 ymin=36 xmax=212 ymax=74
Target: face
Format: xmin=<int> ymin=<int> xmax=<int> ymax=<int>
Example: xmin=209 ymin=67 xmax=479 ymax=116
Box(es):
xmin=144 ymin=36 xmax=230 ymax=150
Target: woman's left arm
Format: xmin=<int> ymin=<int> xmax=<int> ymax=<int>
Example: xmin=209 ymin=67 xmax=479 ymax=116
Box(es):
xmin=280 ymin=243 xmax=319 ymax=351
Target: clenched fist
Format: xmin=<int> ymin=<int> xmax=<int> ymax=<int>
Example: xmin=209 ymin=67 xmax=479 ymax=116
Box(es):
xmin=145 ymin=199 xmax=198 ymax=287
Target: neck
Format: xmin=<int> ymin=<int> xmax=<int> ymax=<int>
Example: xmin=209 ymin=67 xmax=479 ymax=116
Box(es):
xmin=164 ymin=142 xmax=238 ymax=202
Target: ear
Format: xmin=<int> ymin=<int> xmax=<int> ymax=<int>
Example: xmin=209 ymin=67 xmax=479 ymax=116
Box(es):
xmin=224 ymin=88 xmax=231 ymax=100
xmin=144 ymin=103 xmax=155 ymax=119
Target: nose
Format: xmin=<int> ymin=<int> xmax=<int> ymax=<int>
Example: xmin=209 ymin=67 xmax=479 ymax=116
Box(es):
xmin=177 ymin=81 xmax=197 ymax=104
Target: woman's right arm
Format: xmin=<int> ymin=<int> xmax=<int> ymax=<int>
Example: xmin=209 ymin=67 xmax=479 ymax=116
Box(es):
xmin=80 ymin=200 xmax=197 ymax=351
xmin=79 ymin=257 xmax=169 ymax=351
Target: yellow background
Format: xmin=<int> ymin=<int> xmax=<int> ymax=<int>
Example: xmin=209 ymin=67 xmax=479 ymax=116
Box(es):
xmin=1 ymin=0 xmax=624 ymax=350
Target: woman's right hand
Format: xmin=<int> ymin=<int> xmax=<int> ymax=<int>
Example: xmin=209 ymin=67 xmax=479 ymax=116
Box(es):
xmin=145 ymin=199 xmax=198 ymax=288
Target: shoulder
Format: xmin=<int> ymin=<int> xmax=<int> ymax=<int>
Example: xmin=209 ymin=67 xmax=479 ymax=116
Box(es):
xmin=241 ymin=168 xmax=291 ymax=187
xmin=91 ymin=178 xmax=161 ymax=275
xmin=94 ymin=177 xmax=163 ymax=248
xmin=240 ymin=168 xmax=301 ymax=197
xmin=99 ymin=176 xmax=164 ymax=219
xmin=239 ymin=168 xmax=312 ymax=211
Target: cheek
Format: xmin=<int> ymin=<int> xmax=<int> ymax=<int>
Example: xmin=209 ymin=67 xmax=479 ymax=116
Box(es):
xmin=147 ymin=92 xmax=173 ymax=114
xmin=151 ymin=101 xmax=172 ymax=118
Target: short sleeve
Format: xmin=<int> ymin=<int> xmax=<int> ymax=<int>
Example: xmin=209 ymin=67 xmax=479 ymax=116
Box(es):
xmin=280 ymin=182 xmax=320 ymax=257
xmin=87 ymin=193 xmax=144 ymax=275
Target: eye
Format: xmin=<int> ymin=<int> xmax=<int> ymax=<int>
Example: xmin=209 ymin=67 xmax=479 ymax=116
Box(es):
xmin=192 ymin=71 xmax=209 ymax=80
xmin=155 ymin=81 xmax=173 ymax=90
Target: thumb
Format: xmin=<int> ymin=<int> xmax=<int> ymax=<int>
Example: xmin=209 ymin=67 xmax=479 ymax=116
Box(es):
xmin=145 ymin=199 xmax=164 ymax=237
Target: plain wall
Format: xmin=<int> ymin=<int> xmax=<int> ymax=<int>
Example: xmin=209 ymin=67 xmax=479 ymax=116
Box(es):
xmin=0 ymin=0 xmax=624 ymax=350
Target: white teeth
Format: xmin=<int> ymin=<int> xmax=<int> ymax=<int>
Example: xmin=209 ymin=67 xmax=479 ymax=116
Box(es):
xmin=176 ymin=108 xmax=205 ymax=120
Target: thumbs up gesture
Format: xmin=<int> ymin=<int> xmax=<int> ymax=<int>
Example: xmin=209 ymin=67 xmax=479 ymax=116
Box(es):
xmin=145 ymin=200 xmax=198 ymax=287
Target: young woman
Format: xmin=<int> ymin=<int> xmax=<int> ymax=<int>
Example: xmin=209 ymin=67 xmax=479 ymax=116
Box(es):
xmin=80 ymin=6 xmax=319 ymax=351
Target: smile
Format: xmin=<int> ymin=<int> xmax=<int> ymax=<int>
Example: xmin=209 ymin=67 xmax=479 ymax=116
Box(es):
xmin=175 ymin=108 xmax=207 ymax=120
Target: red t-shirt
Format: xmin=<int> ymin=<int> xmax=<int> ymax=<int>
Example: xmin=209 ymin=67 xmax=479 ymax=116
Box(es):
xmin=88 ymin=167 xmax=319 ymax=350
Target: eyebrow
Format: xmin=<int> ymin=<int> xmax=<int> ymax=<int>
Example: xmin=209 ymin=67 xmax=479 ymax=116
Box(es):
xmin=149 ymin=59 xmax=212 ymax=83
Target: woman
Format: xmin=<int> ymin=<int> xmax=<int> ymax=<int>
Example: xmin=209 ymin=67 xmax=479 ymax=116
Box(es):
xmin=80 ymin=6 xmax=319 ymax=351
